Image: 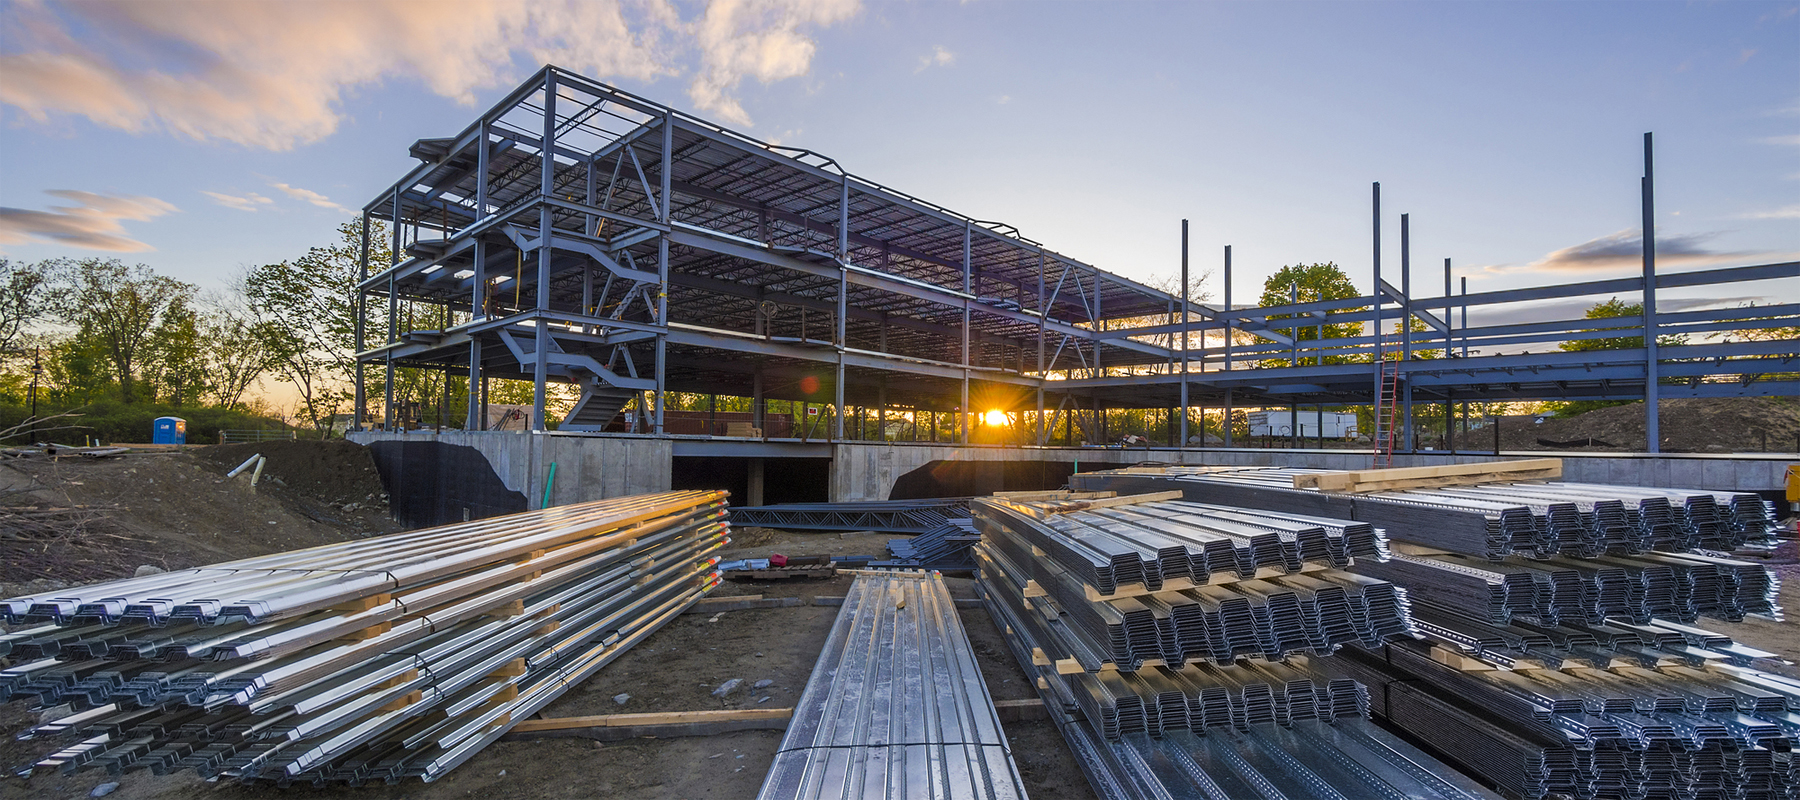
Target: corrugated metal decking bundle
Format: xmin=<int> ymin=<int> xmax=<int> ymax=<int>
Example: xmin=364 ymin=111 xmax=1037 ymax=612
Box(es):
xmin=973 ymin=493 xmax=1411 ymax=671
xmin=5 ymin=491 xmax=730 ymax=785
xmin=757 ymin=570 xmax=1028 ymax=800
xmin=1072 ymin=467 xmax=1778 ymax=558
xmin=976 ymin=543 xmax=1501 ymax=800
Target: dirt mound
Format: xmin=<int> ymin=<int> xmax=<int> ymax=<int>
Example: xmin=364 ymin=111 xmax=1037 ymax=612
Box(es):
xmin=199 ymin=439 xmax=389 ymax=507
xmin=1487 ymin=397 xmax=1800 ymax=453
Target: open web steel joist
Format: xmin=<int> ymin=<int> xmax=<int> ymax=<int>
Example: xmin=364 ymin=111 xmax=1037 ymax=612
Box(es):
xmin=355 ymin=66 xmax=1795 ymax=449
xmin=757 ymin=570 xmax=1028 ymax=800
xmin=972 ymin=491 xmax=1499 ymax=800
xmin=4 ymin=491 xmax=729 ymax=785
xmin=729 ymin=498 xmax=972 ymax=533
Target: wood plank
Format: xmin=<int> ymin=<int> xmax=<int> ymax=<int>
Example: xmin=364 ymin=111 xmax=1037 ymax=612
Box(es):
xmin=681 ymin=596 xmax=804 ymax=613
xmin=812 ymin=596 xmax=982 ymax=608
xmin=992 ymin=698 xmax=1048 ymax=723
xmin=1044 ymin=491 xmax=1184 ymax=515
xmin=1296 ymin=458 xmax=1562 ymax=493
xmin=503 ymin=707 xmax=795 ymax=741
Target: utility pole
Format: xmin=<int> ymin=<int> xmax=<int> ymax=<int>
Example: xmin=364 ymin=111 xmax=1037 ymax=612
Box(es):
xmin=29 ymin=347 xmax=41 ymax=420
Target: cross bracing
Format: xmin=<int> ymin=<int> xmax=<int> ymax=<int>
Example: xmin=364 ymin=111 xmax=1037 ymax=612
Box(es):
xmin=356 ymin=65 xmax=1799 ymax=451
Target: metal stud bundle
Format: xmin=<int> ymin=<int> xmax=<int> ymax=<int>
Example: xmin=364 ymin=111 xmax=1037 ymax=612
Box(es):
xmin=3 ymin=491 xmax=731 ymax=785
xmin=1072 ymin=467 xmax=1779 ymax=559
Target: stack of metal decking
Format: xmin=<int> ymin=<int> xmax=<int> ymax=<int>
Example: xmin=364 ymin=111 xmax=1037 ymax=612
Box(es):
xmin=757 ymin=569 xmax=1027 ymax=800
xmin=973 ymin=491 xmax=1499 ymax=800
xmin=879 ymin=518 xmax=980 ymax=570
xmin=974 ymin=492 xmax=1411 ymax=672
xmin=1073 ymin=467 xmax=1778 ymax=559
xmin=3 ymin=491 xmax=730 ymax=785
xmin=1074 ymin=465 xmax=1794 ymax=800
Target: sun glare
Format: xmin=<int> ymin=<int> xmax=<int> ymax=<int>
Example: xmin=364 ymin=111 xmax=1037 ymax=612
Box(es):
xmin=982 ymin=410 xmax=1008 ymax=427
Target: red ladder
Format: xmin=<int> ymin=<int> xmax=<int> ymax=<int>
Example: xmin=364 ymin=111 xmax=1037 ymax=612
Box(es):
xmin=1372 ymin=350 xmax=1401 ymax=468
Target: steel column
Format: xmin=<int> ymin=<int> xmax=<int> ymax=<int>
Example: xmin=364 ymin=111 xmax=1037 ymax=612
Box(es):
xmin=960 ymin=221 xmax=971 ymax=445
xmin=355 ymin=211 xmax=369 ymax=431
xmin=1401 ymin=212 xmax=1414 ymax=452
xmin=1223 ymin=244 xmax=1233 ymax=447
xmin=1179 ymin=219 xmax=1190 ymax=447
xmin=532 ymin=73 xmax=555 ymax=432
xmin=1642 ymin=132 xmax=1660 ymax=453
xmin=1370 ymin=182 xmax=1382 ymax=436
xmin=467 ymin=238 xmax=486 ymax=430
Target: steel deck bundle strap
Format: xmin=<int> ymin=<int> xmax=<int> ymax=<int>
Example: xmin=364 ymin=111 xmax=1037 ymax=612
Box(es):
xmin=7 ymin=491 xmax=731 ymax=786
xmin=757 ymin=570 xmax=1028 ymax=800
xmin=729 ymin=498 xmax=975 ymax=534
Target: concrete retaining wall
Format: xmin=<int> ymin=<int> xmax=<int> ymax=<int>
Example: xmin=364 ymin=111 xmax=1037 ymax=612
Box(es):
xmin=349 ymin=431 xmax=672 ymax=509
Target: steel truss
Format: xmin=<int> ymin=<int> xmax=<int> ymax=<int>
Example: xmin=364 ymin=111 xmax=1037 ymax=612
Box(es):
xmin=357 ymin=66 xmax=1798 ymax=452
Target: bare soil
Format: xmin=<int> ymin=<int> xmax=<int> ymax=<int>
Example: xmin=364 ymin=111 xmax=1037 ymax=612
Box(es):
xmin=1 ymin=449 xmax=1093 ymax=800
xmin=1477 ymin=397 xmax=1800 ymax=454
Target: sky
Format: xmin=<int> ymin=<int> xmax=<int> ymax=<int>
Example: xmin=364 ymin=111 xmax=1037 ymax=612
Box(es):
xmin=1 ymin=0 xmax=1796 ymax=326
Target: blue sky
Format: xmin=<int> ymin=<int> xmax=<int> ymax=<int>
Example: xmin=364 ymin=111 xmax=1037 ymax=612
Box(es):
xmin=2 ymin=0 xmax=1795 ymax=320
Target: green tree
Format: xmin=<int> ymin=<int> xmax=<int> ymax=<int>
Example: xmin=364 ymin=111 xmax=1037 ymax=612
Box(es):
xmin=245 ymin=220 xmax=388 ymax=435
xmin=0 ymin=258 xmax=48 ymax=357
xmin=1553 ymin=297 xmax=1687 ymax=416
xmin=143 ymin=298 xmax=209 ymax=406
xmin=44 ymin=258 xmax=194 ymax=403
xmin=1558 ymin=297 xmax=1686 ymax=353
xmin=1254 ymin=262 xmax=1365 ymax=367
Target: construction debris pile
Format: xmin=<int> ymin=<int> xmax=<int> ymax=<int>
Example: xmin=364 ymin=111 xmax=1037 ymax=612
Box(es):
xmin=973 ymin=490 xmax=1499 ymax=799
xmin=1075 ymin=466 xmax=1794 ymax=800
xmin=3 ymin=491 xmax=730 ymax=785
xmin=758 ymin=570 xmax=1027 ymax=800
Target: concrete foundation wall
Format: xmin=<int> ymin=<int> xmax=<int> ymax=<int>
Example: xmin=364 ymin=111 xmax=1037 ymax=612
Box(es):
xmin=352 ymin=431 xmax=1791 ymax=512
xmin=349 ymin=431 xmax=672 ymax=509
xmin=830 ymin=444 xmax=1793 ymax=502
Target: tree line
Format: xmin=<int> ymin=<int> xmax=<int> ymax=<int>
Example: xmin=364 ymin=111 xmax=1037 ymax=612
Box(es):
xmin=3 ymin=224 xmax=1790 ymax=444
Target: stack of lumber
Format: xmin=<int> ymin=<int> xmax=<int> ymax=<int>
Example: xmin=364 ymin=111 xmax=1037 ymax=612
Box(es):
xmin=3 ymin=491 xmax=730 ymax=785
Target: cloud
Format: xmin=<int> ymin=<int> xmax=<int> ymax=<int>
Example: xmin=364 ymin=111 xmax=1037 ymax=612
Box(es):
xmin=1762 ymin=134 xmax=1800 ymax=146
xmin=0 ymin=189 xmax=176 ymax=252
xmin=1738 ymin=47 xmax=1759 ymax=65
xmin=688 ymin=0 xmax=861 ymax=126
xmin=915 ymin=45 xmax=955 ymax=73
xmin=1525 ymin=229 xmax=1751 ymax=273
xmin=1741 ymin=205 xmax=1800 ymax=220
xmin=202 ymin=190 xmax=274 ymax=212
xmin=0 ymin=0 xmax=859 ymax=148
xmin=269 ymin=182 xmax=352 ymax=213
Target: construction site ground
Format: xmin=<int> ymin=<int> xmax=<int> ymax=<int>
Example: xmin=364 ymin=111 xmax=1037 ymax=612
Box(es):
xmin=2 ymin=442 xmax=1796 ymax=800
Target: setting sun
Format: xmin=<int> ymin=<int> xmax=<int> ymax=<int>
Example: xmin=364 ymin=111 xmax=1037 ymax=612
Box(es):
xmin=982 ymin=410 xmax=1008 ymax=427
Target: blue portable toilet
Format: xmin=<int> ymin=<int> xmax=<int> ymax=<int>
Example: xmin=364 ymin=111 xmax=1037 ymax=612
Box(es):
xmin=153 ymin=416 xmax=186 ymax=445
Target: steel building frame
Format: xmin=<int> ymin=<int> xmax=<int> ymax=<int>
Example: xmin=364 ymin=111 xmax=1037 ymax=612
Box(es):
xmin=357 ymin=66 xmax=1798 ymax=453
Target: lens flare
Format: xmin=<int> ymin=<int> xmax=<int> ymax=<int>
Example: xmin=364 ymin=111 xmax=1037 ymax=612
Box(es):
xmin=982 ymin=410 xmax=1008 ymax=427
